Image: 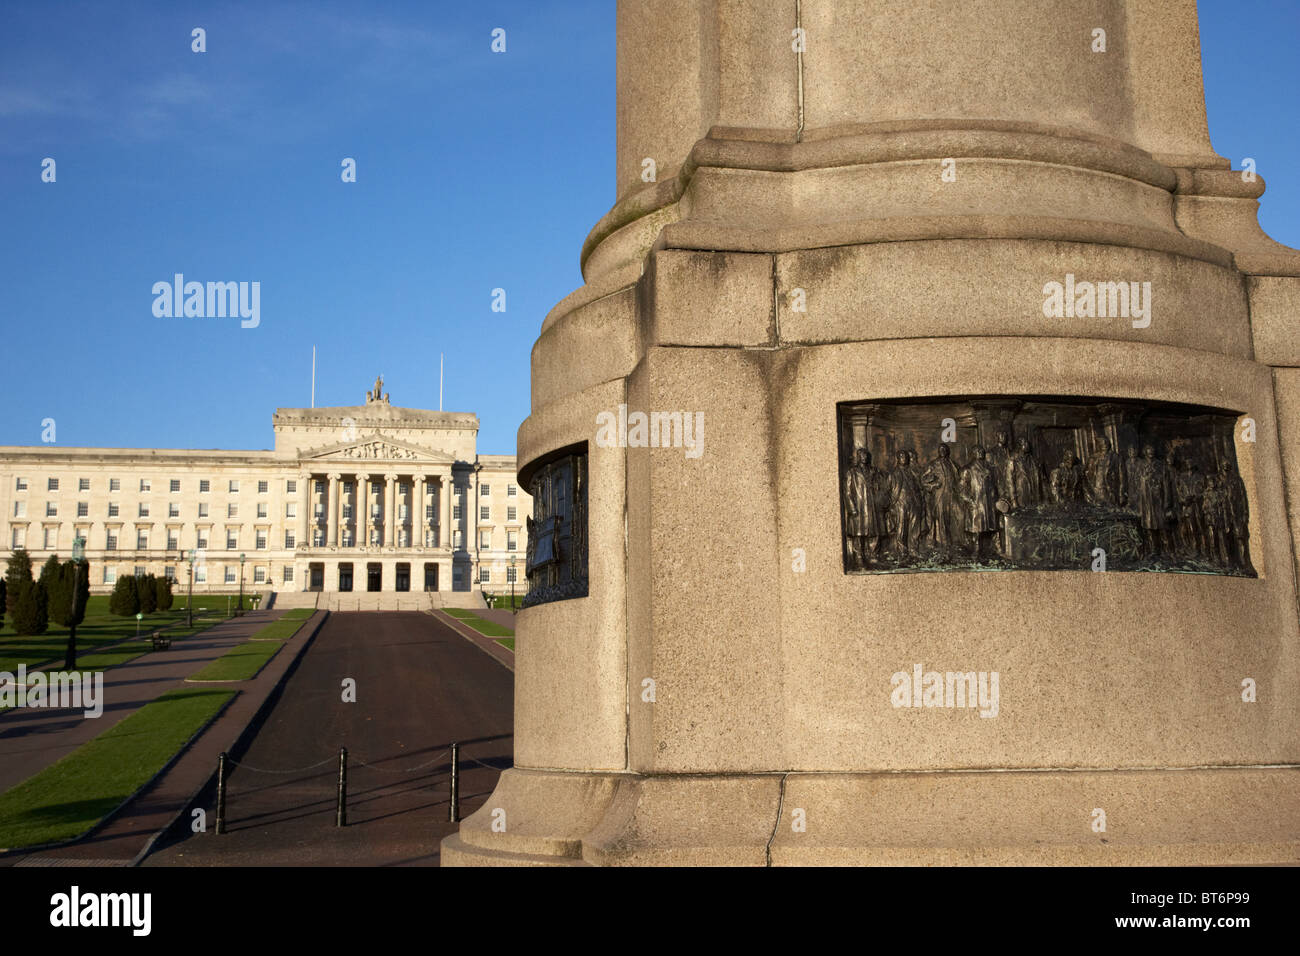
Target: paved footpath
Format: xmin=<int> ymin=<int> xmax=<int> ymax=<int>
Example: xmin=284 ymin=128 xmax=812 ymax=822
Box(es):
xmin=142 ymin=610 xmax=513 ymax=867
xmin=0 ymin=609 xmax=287 ymax=795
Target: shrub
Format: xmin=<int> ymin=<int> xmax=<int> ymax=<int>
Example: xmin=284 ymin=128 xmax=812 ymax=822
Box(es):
xmin=155 ymin=575 xmax=174 ymax=611
xmin=138 ymin=574 xmax=158 ymax=614
xmin=11 ymin=580 xmax=48 ymax=636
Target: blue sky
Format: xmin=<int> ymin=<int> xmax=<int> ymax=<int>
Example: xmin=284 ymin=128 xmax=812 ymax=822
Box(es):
xmin=0 ymin=1 xmax=1296 ymax=454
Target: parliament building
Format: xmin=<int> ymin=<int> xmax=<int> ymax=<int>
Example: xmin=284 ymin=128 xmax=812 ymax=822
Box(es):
xmin=0 ymin=380 xmax=528 ymax=597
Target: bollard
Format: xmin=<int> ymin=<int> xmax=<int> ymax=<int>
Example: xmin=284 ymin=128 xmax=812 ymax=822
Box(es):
xmin=336 ymin=747 xmax=348 ymax=827
xmin=449 ymin=741 xmax=460 ymax=823
xmin=215 ymin=752 xmax=227 ymax=835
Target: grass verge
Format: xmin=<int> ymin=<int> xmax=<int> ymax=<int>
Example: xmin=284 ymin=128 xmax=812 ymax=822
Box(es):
xmin=443 ymin=609 xmax=514 ymax=638
xmin=495 ymin=638 xmax=515 ymax=651
xmin=247 ymin=616 xmax=310 ymax=642
xmin=0 ymin=687 xmax=235 ymax=850
xmin=186 ymin=641 xmax=284 ymax=682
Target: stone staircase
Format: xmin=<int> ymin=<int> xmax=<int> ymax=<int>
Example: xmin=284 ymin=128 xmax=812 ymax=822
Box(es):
xmin=265 ymin=590 xmax=489 ymax=612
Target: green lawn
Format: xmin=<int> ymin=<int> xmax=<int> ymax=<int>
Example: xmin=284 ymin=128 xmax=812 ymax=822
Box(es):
xmin=0 ymin=687 xmax=235 ymax=850
xmin=279 ymin=608 xmax=315 ymax=620
xmin=443 ymin=609 xmax=514 ymax=639
xmin=495 ymin=638 xmax=515 ymax=651
xmin=0 ymin=595 xmax=203 ymax=673
xmin=484 ymin=593 xmax=524 ymax=611
xmin=186 ymin=640 xmax=284 ymax=682
xmin=247 ymin=616 xmax=310 ymax=642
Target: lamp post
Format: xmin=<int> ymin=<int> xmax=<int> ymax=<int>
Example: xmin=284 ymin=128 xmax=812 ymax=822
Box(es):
xmin=510 ymin=554 xmax=517 ymax=614
xmin=238 ymin=552 xmax=246 ymax=612
xmin=186 ymin=548 xmax=195 ymax=627
xmin=65 ymin=535 xmax=87 ymax=669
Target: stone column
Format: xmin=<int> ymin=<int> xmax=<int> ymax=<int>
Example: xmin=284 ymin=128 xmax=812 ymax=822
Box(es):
xmin=298 ymin=473 xmax=310 ymax=547
xmin=440 ymin=471 xmax=453 ymax=550
xmin=384 ymin=474 xmax=397 ymax=547
xmin=414 ymin=474 xmax=425 ymax=548
xmin=357 ymin=473 xmax=370 ymax=548
xmin=326 ymin=473 xmax=340 ymax=547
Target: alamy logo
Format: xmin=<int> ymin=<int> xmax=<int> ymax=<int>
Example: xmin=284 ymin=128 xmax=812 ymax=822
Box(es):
xmin=152 ymin=274 xmax=260 ymax=328
xmin=890 ymin=663 xmax=999 ymax=717
xmin=595 ymin=404 xmax=704 ymax=459
xmin=50 ymin=886 xmax=151 ymax=936
xmin=1041 ymin=273 xmax=1151 ymax=328
xmin=0 ymin=667 xmax=103 ymax=718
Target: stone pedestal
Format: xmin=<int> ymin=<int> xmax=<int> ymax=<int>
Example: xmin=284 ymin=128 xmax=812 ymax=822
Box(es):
xmin=444 ymin=0 xmax=1300 ymax=865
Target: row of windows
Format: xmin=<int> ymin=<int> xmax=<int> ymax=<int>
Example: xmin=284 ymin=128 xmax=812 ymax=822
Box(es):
xmin=17 ymin=477 xmax=293 ymax=494
xmin=103 ymin=565 xmax=276 ymax=585
xmin=11 ymin=500 xmax=518 ymax=522
xmin=17 ymin=477 xmax=522 ymax=499
xmin=16 ymin=525 xmax=520 ymax=552
xmin=100 ymin=562 xmax=518 ymax=586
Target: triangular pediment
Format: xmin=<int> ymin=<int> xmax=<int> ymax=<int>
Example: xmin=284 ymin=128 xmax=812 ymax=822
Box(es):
xmin=301 ymin=434 xmax=456 ymax=464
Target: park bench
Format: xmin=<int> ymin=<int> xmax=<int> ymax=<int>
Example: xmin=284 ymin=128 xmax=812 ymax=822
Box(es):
xmin=150 ymin=631 xmax=172 ymax=651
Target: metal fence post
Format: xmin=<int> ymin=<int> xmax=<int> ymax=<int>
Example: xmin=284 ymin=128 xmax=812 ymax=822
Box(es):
xmin=215 ymin=752 xmax=227 ymax=834
xmin=449 ymin=741 xmax=460 ymax=823
xmin=336 ymin=746 xmax=348 ymax=827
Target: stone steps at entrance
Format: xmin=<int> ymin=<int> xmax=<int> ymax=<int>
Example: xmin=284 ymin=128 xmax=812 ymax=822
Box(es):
xmin=266 ymin=590 xmax=488 ymax=612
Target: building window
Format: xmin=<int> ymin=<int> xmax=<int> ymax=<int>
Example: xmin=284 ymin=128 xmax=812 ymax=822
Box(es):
xmin=257 ymin=503 xmax=268 ymax=519
xmin=138 ymin=503 xmax=149 ymax=517
xmin=286 ymin=503 xmax=297 ymax=519
xmin=167 ymin=532 xmax=179 ymax=550
xmin=198 ymin=502 xmax=209 ymax=518
xmin=46 ymin=502 xmax=57 ymax=517
xmin=165 ymin=566 xmax=177 ymax=582
xmin=283 ymin=566 xmax=294 ymax=584
xmin=315 ymin=480 xmax=325 ymax=494
xmin=15 ymin=477 xmax=28 ymax=491
xmin=200 ymin=479 xmax=210 ymax=493
xmin=254 ymin=567 xmax=267 ymax=584
xmin=104 ymin=567 xmax=117 ymax=584
xmin=228 ymin=503 xmax=238 ymax=518
xmin=343 ymin=481 xmax=353 ymax=495
xmin=481 ymin=568 xmax=491 ymax=584
xmin=197 ymin=532 xmax=209 ymax=549
xmin=137 ymin=530 xmax=149 ymax=549
xmin=453 ymin=504 xmax=462 ymax=520
xmin=507 ymin=506 xmax=517 ymax=521
xmin=170 ymin=479 xmax=181 ymax=493
xmin=139 ymin=479 xmax=150 ymax=492
xmin=507 ymin=566 xmax=518 ymax=583
xmin=507 ymin=484 xmax=517 ymax=497
xmin=169 ymin=503 xmax=180 ymax=518
xmin=342 ymin=504 xmax=353 ymax=520
xmin=77 ymin=502 xmax=89 ymax=517
xmin=195 ymin=565 xmax=207 ymax=584
xmin=105 ymin=532 xmax=117 ymax=550
xmin=452 ymin=530 xmax=462 ymax=550
xmin=108 ymin=502 xmax=119 ymax=517
xmin=79 ymin=478 xmax=90 ymax=492
xmin=285 ymin=530 xmax=296 ymax=549
xmin=109 ymin=478 xmax=121 ymax=492
xmin=135 ymin=566 xmax=145 ymax=577
xmin=313 ymin=529 xmax=325 ymax=547
xmin=258 ymin=480 xmax=268 ymax=494
xmin=12 ymin=528 xmax=25 ymax=549
xmin=286 ymin=479 xmax=297 ymax=494
xmin=48 ymin=477 xmax=59 ymax=491
xmin=426 ymin=505 xmax=434 ymax=521
xmin=481 ymin=484 xmax=491 ymax=496
xmin=398 ymin=504 xmax=407 ymax=520
xmin=229 ymin=480 xmax=239 ymax=493
xmin=507 ymin=530 xmax=518 ymax=551
xmin=480 ymin=505 xmax=490 ymax=521
xmin=480 ymin=530 xmax=491 ymax=550
xmin=315 ymin=503 xmax=326 ymax=519
xmin=256 ymin=532 xmax=267 ymax=550
xmin=44 ymin=527 xmax=57 ymax=549
xmin=342 ymin=529 xmax=354 ymax=547
xmin=227 ymin=531 xmax=238 ymax=549
xmin=12 ymin=501 xmax=25 ymax=518
xmin=225 ymin=567 xmax=237 ymax=584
